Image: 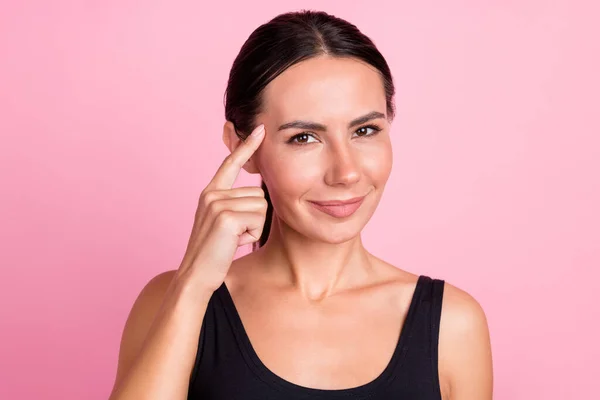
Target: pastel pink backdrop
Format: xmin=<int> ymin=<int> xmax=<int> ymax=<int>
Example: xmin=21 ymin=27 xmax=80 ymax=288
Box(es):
xmin=1 ymin=1 xmax=598 ymax=399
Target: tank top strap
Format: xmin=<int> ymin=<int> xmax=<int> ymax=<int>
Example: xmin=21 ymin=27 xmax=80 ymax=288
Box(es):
xmin=391 ymin=275 xmax=445 ymax=398
xmin=429 ymin=276 xmax=445 ymax=367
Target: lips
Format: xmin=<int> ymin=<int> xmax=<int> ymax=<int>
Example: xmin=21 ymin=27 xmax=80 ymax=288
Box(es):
xmin=308 ymin=196 xmax=366 ymax=218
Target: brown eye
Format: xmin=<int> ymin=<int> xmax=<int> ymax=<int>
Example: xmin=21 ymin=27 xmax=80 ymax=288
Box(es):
xmin=354 ymin=125 xmax=382 ymax=138
xmin=356 ymin=127 xmax=369 ymax=136
xmin=296 ymin=134 xmax=309 ymax=143
xmin=288 ymin=133 xmax=317 ymax=145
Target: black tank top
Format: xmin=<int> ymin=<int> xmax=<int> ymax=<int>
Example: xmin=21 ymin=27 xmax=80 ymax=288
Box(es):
xmin=187 ymin=274 xmax=445 ymax=399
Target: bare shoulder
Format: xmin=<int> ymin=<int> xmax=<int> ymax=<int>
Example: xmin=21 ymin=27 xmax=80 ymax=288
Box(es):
xmin=132 ymin=270 xmax=179 ymax=308
xmin=121 ymin=270 xmax=179 ymax=337
xmin=438 ymin=280 xmax=493 ymax=400
xmin=439 ymin=281 xmax=489 ymax=333
xmin=112 ymin=270 xmax=179 ymax=389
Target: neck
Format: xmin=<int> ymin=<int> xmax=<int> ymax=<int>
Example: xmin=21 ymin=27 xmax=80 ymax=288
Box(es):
xmin=257 ymin=214 xmax=374 ymax=301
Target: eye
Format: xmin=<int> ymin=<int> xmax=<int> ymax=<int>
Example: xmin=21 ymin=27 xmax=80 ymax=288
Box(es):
xmin=288 ymin=133 xmax=318 ymax=145
xmin=353 ymin=124 xmax=382 ymax=138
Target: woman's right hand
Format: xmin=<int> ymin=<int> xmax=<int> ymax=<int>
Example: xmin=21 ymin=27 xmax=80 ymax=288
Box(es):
xmin=176 ymin=124 xmax=268 ymax=293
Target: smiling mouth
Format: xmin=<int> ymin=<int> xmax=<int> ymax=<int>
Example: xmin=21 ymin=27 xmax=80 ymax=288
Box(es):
xmin=308 ymin=196 xmax=365 ymax=218
xmin=308 ymin=196 xmax=366 ymax=206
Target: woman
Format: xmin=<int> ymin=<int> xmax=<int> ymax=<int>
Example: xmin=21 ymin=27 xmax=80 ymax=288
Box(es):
xmin=109 ymin=10 xmax=493 ymax=400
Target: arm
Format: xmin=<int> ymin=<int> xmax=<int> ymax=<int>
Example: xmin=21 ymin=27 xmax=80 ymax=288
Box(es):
xmin=107 ymin=122 xmax=268 ymax=399
xmin=438 ymin=282 xmax=494 ymax=400
xmin=108 ymin=270 xmax=213 ymax=400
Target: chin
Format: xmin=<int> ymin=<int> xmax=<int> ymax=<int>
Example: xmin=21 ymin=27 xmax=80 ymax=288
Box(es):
xmin=324 ymin=233 xmax=362 ymax=245
xmin=300 ymin=215 xmax=370 ymax=244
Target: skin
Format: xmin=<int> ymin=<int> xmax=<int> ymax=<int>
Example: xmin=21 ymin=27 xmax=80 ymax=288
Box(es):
xmin=218 ymin=55 xmax=494 ymax=398
xmin=113 ymin=55 xmax=493 ymax=399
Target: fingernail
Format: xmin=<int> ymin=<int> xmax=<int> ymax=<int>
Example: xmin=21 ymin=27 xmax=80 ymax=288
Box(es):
xmin=251 ymin=124 xmax=265 ymax=137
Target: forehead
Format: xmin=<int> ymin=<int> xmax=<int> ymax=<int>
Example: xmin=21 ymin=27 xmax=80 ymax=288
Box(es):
xmin=262 ymin=56 xmax=387 ymax=122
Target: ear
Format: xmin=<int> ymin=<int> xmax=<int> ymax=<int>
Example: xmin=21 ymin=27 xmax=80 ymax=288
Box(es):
xmin=222 ymin=120 xmax=260 ymax=174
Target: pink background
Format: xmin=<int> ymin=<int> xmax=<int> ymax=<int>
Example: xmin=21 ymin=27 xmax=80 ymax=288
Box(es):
xmin=1 ymin=1 xmax=598 ymax=399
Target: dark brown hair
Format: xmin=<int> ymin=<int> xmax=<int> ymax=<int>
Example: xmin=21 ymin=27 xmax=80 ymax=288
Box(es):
xmin=224 ymin=10 xmax=396 ymax=250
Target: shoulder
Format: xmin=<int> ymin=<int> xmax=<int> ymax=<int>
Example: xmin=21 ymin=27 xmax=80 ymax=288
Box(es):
xmin=438 ymin=280 xmax=489 ymax=335
xmin=134 ymin=270 xmax=179 ymax=305
xmin=112 ymin=270 xmax=178 ymax=388
xmin=122 ymin=270 xmax=179 ymax=329
xmin=119 ymin=269 xmax=179 ymax=347
xmin=438 ymin=280 xmax=493 ymax=399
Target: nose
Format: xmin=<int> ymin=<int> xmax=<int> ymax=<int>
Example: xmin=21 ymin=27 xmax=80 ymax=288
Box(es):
xmin=324 ymin=145 xmax=361 ymax=186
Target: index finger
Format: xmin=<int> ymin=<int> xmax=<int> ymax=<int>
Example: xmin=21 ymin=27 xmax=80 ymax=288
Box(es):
xmin=208 ymin=124 xmax=265 ymax=190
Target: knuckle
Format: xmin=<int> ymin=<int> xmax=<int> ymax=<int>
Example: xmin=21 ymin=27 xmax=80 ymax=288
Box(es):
xmin=215 ymin=210 xmax=235 ymax=227
xmin=199 ymin=189 xmax=207 ymax=202
xmin=206 ymin=191 xmax=219 ymax=204
xmin=206 ymin=198 xmax=222 ymax=215
xmin=223 ymin=154 xmax=239 ymax=168
xmin=200 ymin=190 xmax=217 ymax=207
xmin=259 ymin=198 xmax=269 ymax=211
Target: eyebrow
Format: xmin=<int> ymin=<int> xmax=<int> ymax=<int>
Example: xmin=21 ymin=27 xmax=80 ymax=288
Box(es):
xmin=277 ymin=111 xmax=386 ymax=132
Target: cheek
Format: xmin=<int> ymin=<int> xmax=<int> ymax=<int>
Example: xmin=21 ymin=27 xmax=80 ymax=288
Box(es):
xmin=258 ymin=148 xmax=322 ymax=198
xmin=361 ymin=141 xmax=393 ymax=183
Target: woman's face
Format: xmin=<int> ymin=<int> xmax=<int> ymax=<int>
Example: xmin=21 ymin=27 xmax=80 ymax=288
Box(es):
xmin=255 ymin=55 xmax=393 ymax=244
